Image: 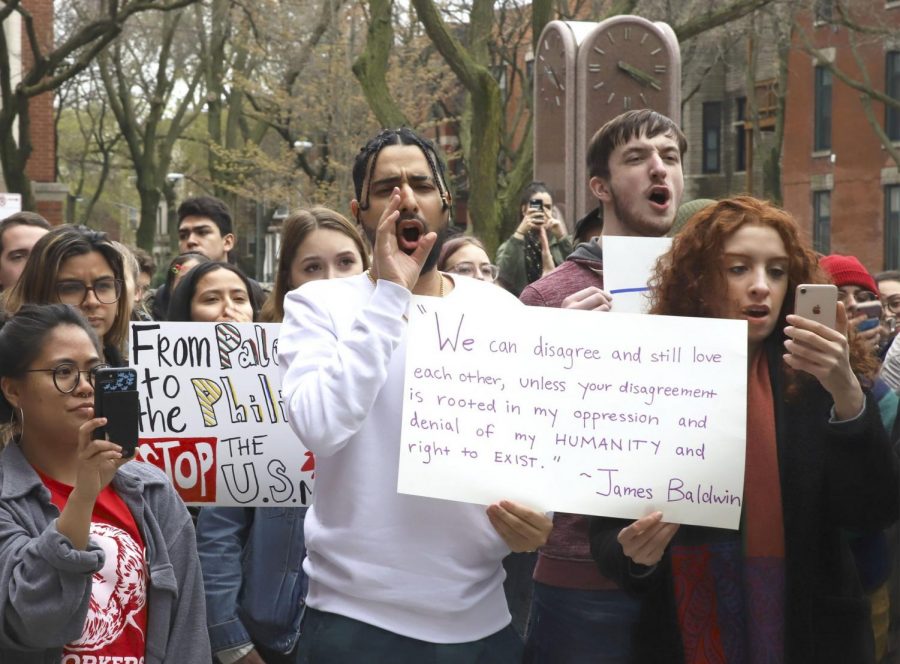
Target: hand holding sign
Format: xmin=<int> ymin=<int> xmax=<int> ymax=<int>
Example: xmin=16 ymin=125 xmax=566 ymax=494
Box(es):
xmin=486 ymin=500 xmax=552 ymax=552
xmin=617 ymin=511 xmax=680 ymax=566
xmin=562 ymin=286 xmax=613 ymax=312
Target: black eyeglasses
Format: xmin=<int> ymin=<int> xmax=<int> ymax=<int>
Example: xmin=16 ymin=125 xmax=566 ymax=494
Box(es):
xmin=25 ymin=363 xmax=110 ymax=395
xmin=56 ymin=278 xmax=122 ymax=305
xmin=884 ymin=296 xmax=900 ymax=315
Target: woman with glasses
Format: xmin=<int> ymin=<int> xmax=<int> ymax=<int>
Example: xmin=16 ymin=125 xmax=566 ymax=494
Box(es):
xmin=6 ymin=225 xmax=131 ymax=366
xmin=438 ymin=236 xmax=499 ymax=284
xmin=876 ymin=271 xmax=900 ymax=393
xmin=0 ymin=303 xmax=210 ymax=663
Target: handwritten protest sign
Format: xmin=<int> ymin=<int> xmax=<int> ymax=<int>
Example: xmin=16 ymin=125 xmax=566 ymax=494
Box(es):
xmin=398 ymin=298 xmax=748 ymax=529
xmin=130 ymin=322 xmax=313 ymax=507
xmin=602 ymin=236 xmax=672 ymax=313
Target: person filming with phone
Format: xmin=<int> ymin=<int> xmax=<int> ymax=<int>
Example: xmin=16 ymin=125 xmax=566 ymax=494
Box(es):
xmin=821 ymin=254 xmax=887 ymax=355
xmin=590 ymin=196 xmax=898 ymax=663
xmin=819 ymin=254 xmax=900 ymax=661
xmin=0 ymin=303 xmax=210 ymax=663
xmin=495 ymin=182 xmax=572 ymax=296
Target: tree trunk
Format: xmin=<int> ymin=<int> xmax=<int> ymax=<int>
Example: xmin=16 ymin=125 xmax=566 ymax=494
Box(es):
xmin=136 ymin=186 xmax=162 ymax=251
xmin=352 ymin=0 xmax=409 ymax=127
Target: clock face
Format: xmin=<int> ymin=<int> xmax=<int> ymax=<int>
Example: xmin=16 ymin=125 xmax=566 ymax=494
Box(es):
xmin=534 ymin=22 xmax=582 ymax=231
xmin=584 ymin=22 xmax=672 ymax=113
xmin=537 ymin=28 xmax=569 ymax=109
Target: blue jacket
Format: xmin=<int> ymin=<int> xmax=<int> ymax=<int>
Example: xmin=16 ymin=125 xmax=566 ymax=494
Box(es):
xmin=196 ymin=505 xmax=308 ymax=657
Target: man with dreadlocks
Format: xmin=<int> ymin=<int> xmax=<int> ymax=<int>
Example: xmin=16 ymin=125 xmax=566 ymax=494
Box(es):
xmin=278 ymin=127 xmax=551 ymax=663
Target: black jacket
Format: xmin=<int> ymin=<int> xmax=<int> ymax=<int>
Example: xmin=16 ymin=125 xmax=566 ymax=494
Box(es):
xmin=590 ymin=345 xmax=900 ymax=664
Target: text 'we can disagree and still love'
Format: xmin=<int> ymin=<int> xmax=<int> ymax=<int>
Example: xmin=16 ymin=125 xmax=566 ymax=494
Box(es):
xmin=398 ymin=298 xmax=748 ymax=529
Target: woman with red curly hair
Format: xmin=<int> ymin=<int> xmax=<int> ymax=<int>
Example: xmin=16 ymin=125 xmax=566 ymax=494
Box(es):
xmin=590 ymin=196 xmax=898 ymax=663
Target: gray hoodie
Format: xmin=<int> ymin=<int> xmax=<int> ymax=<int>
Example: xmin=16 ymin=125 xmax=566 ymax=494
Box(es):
xmin=0 ymin=441 xmax=211 ymax=663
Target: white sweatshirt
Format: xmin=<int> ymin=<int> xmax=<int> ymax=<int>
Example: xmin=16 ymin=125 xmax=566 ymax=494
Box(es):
xmin=279 ymin=272 xmax=520 ymax=643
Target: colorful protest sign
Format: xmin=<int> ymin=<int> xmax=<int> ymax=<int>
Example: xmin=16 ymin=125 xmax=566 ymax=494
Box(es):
xmin=602 ymin=236 xmax=672 ymax=313
xmin=130 ymin=322 xmax=314 ymax=507
xmin=398 ymin=297 xmax=748 ymax=529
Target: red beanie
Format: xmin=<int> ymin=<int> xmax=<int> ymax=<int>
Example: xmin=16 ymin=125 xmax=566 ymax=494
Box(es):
xmin=819 ymin=254 xmax=879 ymax=295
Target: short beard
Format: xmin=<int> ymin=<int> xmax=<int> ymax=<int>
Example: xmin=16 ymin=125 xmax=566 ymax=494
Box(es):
xmin=609 ymin=185 xmax=672 ymax=238
xmin=421 ymin=227 xmax=447 ymax=274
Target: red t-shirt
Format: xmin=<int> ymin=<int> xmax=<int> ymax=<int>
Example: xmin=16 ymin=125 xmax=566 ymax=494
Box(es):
xmin=38 ymin=470 xmax=148 ymax=663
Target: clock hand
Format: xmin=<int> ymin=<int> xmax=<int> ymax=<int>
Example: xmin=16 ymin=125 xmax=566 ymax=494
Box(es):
xmin=616 ymin=60 xmax=662 ymax=91
xmin=544 ymin=65 xmax=563 ymax=90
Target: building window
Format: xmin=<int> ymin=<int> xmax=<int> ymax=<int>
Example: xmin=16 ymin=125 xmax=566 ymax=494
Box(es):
xmin=702 ymin=102 xmax=722 ymax=173
xmin=813 ymin=190 xmax=831 ymax=255
xmin=887 ymin=52 xmax=900 ymax=141
xmin=734 ymin=96 xmax=747 ymax=172
xmin=814 ymin=66 xmax=832 ymax=152
xmin=814 ymin=0 xmax=833 ymax=23
xmin=886 ymin=185 xmax=900 ymax=269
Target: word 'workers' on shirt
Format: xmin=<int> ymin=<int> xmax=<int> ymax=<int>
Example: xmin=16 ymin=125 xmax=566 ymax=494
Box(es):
xmin=398 ymin=297 xmax=748 ymax=530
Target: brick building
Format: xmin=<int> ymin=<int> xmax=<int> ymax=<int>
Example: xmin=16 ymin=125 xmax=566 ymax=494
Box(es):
xmin=2 ymin=0 xmax=66 ymax=224
xmin=681 ymin=0 xmax=900 ymax=272
xmin=782 ymin=1 xmax=900 ymax=271
xmin=679 ymin=11 xmax=786 ymax=206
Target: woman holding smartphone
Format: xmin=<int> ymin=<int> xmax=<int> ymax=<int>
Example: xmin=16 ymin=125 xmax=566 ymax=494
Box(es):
xmin=0 ymin=303 xmax=210 ymax=663
xmin=496 ymin=182 xmax=573 ymax=296
xmin=589 ymin=196 xmax=898 ymax=663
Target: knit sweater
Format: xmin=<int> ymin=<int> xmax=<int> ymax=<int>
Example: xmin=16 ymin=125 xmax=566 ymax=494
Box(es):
xmin=519 ymin=242 xmax=618 ymax=590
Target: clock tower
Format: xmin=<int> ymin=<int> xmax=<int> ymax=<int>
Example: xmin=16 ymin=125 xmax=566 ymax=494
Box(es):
xmin=533 ymin=21 xmax=595 ymax=231
xmin=574 ymin=16 xmax=681 ymax=221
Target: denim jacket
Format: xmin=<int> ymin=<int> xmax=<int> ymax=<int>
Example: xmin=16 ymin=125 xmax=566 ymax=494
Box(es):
xmin=0 ymin=441 xmax=211 ymax=664
xmin=196 ymin=505 xmax=308 ymax=656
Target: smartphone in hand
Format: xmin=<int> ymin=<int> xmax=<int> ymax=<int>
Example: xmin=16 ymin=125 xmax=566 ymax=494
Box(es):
xmin=855 ymin=300 xmax=884 ymax=332
xmin=529 ymin=198 xmax=546 ymax=224
xmin=794 ymin=284 xmax=837 ymax=330
xmin=93 ymin=367 xmax=139 ymax=458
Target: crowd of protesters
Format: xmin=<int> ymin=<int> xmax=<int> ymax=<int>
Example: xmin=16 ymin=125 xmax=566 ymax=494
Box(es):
xmin=0 ymin=111 xmax=898 ymax=664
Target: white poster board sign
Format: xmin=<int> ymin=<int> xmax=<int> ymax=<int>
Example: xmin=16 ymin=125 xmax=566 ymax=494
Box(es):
xmin=129 ymin=322 xmax=314 ymax=507
xmin=398 ymin=298 xmax=748 ymax=529
xmin=0 ymin=193 xmax=22 ymax=220
xmin=602 ymin=236 xmax=672 ymax=313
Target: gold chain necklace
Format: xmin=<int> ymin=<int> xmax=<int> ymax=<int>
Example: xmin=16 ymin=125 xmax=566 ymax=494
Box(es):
xmin=366 ymin=269 xmax=445 ymax=297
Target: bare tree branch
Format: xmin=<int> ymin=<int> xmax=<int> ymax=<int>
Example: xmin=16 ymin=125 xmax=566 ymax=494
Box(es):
xmin=674 ymin=0 xmax=775 ymax=42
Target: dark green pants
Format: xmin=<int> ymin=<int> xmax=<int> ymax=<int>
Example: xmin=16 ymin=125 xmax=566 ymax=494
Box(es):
xmin=295 ymin=608 xmax=523 ymax=664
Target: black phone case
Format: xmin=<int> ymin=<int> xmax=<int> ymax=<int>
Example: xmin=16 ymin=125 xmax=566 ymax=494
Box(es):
xmin=101 ymin=391 xmax=140 ymax=457
xmin=94 ymin=369 xmax=139 ymax=458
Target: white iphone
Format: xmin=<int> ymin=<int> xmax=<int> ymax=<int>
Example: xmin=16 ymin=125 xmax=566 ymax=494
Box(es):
xmin=794 ymin=284 xmax=838 ymax=330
